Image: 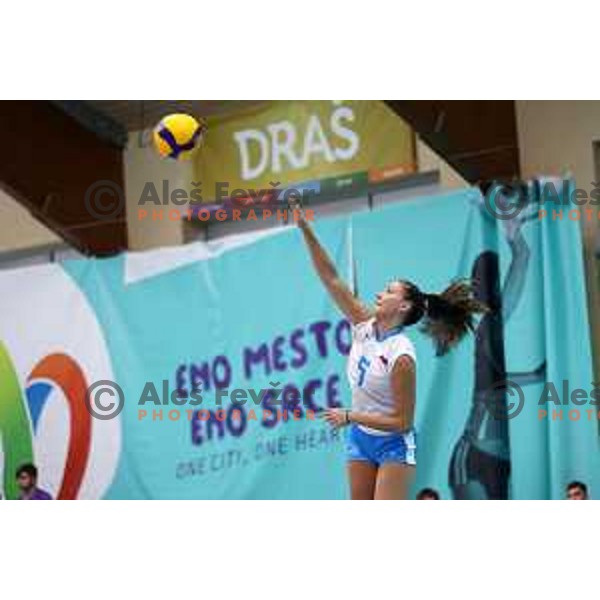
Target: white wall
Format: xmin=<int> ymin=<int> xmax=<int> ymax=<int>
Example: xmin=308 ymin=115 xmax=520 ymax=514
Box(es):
xmin=123 ymin=132 xmax=190 ymax=251
xmin=516 ymin=101 xmax=600 ymax=185
xmin=416 ymin=136 xmax=469 ymax=189
xmin=0 ymin=188 xmax=59 ymax=252
xmin=516 ymin=101 xmax=600 ymax=374
xmin=516 ymin=100 xmax=600 ymax=252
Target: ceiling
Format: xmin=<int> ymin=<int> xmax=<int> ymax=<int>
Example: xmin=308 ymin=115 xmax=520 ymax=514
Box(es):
xmin=85 ymin=100 xmax=267 ymax=131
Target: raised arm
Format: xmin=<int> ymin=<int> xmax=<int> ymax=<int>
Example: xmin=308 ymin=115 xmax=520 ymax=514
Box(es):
xmin=297 ymin=216 xmax=372 ymax=325
xmin=501 ymin=227 xmax=530 ymax=322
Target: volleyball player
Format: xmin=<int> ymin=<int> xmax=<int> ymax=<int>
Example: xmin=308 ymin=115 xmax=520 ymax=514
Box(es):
xmin=294 ymin=208 xmax=486 ymax=500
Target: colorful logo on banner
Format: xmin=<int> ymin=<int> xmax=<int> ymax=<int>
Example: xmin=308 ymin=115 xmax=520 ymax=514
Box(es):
xmin=0 ymin=264 xmax=121 ymax=500
xmin=0 ymin=343 xmax=91 ymax=499
xmin=194 ymin=101 xmax=416 ymax=199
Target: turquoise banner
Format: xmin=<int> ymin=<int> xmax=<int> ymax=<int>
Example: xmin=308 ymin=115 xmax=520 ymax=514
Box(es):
xmin=1 ymin=184 xmax=599 ymax=499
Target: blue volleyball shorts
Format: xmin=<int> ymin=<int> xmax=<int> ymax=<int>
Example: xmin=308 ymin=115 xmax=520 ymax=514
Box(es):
xmin=346 ymin=424 xmax=417 ymax=466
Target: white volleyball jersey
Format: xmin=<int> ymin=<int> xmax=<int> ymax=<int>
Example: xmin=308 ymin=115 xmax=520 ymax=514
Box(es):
xmin=347 ymin=318 xmax=417 ymax=435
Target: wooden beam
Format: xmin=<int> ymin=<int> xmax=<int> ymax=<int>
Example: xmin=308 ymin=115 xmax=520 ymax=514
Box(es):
xmin=385 ymin=100 xmax=520 ymax=183
xmin=0 ymin=101 xmax=127 ymax=256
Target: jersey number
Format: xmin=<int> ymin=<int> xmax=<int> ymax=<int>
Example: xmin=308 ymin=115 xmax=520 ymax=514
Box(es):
xmin=357 ymin=356 xmax=371 ymax=387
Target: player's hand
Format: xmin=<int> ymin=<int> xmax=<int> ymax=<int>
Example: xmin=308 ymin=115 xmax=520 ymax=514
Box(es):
xmin=320 ymin=408 xmax=350 ymax=428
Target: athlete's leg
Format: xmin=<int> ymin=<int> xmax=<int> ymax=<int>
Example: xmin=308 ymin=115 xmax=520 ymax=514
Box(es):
xmin=348 ymin=461 xmax=378 ymax=500
xmin=374 ymin=464 xmax=415 ymax=500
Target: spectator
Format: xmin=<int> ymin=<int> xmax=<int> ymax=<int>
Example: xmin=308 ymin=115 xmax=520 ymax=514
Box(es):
xmin=566 ymin=481 xmax=589 ymax=500
xmin=16 ymin=464 xmax=52 ymax=500
xmin=416 ymin=487 xmax=440 ymax=500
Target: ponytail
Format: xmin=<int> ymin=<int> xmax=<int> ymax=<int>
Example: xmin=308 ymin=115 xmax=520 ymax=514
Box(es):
xmin=402 ymin=279 xmax=488 ymax=357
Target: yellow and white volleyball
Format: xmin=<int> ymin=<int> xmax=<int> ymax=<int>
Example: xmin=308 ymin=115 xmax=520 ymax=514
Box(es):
xmin=152 ymin=113 xmax=207 ymax=160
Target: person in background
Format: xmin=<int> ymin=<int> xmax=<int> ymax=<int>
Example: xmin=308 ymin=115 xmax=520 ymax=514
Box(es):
xmin=16 ymin=464 xmax=53 ymax=500
xmin=566 ymin=481 xmax=589 ymax=500
xmin=416 ymin=487 xmax=440 ymax=500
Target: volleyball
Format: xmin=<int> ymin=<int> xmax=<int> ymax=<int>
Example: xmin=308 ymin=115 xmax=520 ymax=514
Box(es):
xmin=152 ymin=113 xmax=206 ymax=160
